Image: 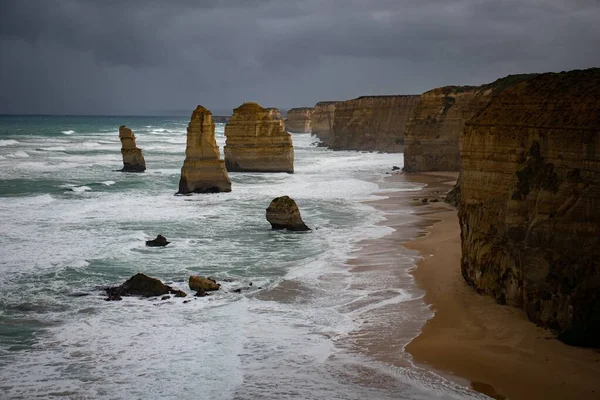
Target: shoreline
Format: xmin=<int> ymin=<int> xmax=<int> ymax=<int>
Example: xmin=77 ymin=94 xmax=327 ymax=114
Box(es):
xmin=372 ymin=171 xmax=600 ymax=399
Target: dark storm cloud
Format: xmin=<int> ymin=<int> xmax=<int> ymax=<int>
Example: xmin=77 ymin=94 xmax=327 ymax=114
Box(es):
xmin=0 ymin=0 xmax=599 ymax=114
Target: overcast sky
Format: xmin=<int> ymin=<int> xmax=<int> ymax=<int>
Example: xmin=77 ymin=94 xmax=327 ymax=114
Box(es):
xmin=1 ymin=0 xmax=599 ymax=115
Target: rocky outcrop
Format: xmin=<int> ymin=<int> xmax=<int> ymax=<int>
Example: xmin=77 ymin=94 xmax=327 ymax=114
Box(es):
xmin=311 ymin=101 xmax=337 ymax=143
xmin=189 ymin=276 xmax=220 ymax=292
xmin=146 ymin=235 xmax=169 ymax=247
xmin=177 ymin=105 xmax=232 ymax=194
xmin=105 ymin=273 xmax=187 ymax=299
xmin=267 ymin=108 xmax=282 ymax=120
xmin=329 ymin=95 xmax=420 ymax=152
xmin=285 ymin=107 xmax=313 ymax=133
xmin=266 ymin=196 xmax=310 ymax=231
xmin=224 ymin=102 xmax=294 ymax=173
xmin=119 ymin=126 xmax=146 ymax=172
xmin=459 ymin=68 xmax=600 ymax=347
xmin=404 ymin=75 xmax=537 ymax=172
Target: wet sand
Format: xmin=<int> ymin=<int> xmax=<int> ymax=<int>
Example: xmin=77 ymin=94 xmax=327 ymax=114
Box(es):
xmin=383 ymin=172 xmax=600 ymax=400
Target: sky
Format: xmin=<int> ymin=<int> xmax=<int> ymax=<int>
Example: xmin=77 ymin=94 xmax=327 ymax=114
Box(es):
xmin=0 ymin=0 xmax=599 ymax=115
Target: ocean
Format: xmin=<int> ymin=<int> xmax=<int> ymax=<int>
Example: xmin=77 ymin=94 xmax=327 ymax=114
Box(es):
xmin=0 ymin=115 xmax=484 ymax=399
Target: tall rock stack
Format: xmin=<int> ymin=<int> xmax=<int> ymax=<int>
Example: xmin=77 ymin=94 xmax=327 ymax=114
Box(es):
xmin=224 ymin=102 xmax=294 ymax=173
xmin=177 ymin=105 xmax=232 ymax=194
xmin=119 ymin=126 xmax=146 ymax=172
xmin=311 ymin=101 xmax=337 ymax=143
xmin=329 ymin=95 xmax=420 ymax=152
xmin=404 ymin=74 xmax=537 ymax=172
xmin=285 ymin=107 xmax=313 ymax=133
xmin=459 ymin=68 xmax=600 ymax=346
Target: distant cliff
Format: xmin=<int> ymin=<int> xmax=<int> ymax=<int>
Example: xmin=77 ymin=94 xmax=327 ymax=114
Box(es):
xmin=404 ymin=74 xmax=537 ymax=172
xmin=312 ymin=101 xmax=337 ymax=143
xmin=459 ymin=68 xmax=600 ymax=347
xmin=285 ymin=107 xmax=313 ymax=133
xmin=328 ymin=95 xmax=420 ymax=152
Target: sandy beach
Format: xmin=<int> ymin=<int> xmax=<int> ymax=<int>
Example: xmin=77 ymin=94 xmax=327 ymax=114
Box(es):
xmin=378 ymin=172 xmax=600 ymax=399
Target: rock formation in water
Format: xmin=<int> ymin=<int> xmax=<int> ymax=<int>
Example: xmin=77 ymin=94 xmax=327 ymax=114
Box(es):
xmin=119 ymin=126 xmax=146 ymax=172
xmin=189 ymin=275 xmax=221 ymax=292
xmin=266 ymin=196 xmax=310 ymax=231
xmin=105 ymin=273 xmax=187 ymax=299
xmin=404 ymin=75 xmax=537 ymax=172
xmin=285 ymin=107 xmax=313 ymax=133
xmin=146 ymin=235 xmax=170 ymax=247
xmin=329 ymin=95 xmax=420 ymax=152
xmin=459 ymin=68 xmax=600 ymax=347
xmin=224 ymin=102 xmax=294 ymax=173
xmin=311 ymin=101 xmax=338 ymax=143
xmin=177 ymin=105 xmax=232 ymax=194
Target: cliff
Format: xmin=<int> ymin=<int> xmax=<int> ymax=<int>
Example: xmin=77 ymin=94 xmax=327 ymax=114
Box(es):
xmin=311 ymin=101 xmax=337 ymax=143
xmin=329 ymin=95 xmax=420 ymax=152
xmin=224 ymin=102 xmax=294 ymax=173
xmin=119 ymin=126 xmax=146 ymax=172
xmin=177 ymin=105 xmax=231 ymax=194
xmin=404 ymin=74 xmax=538 ymax=172
xmin=459 ymin=68 xmax=600 ymax=347
xmin=285 ymin=107 xmax=313 ymax=133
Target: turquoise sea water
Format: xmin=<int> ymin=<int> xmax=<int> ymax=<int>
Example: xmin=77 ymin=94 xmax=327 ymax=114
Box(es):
xmin=0 ymin=115 xmax=484 ymax=399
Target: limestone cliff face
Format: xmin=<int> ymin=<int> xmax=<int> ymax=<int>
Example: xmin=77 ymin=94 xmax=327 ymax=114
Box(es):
xmin=285 ymin=107 xmax=313 ymax=133
xmin=119 ymin=126 xmax=146 ymax=172
xmin=404 ymin=75 xmax=537 ymax=173
xmin=311 ymin=101 xmax=337 ymax=143
xmin=177 ymin=105 xmax=231 ymax=194
xmin=329 ymin=95 xmax=420 ymax=152
xmin=459 ymin=68 xmax=600 ymax=347
xmin=224 ymin=102 xmax=294 ymax=173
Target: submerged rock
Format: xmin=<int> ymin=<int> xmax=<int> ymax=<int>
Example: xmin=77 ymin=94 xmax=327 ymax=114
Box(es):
xmin=145 ymin=235 xmax=170 ymax=247
xmin=266 ymin=196 xmax=311 ymax=231
xmin=119 ymin=126 xmax=146 ymax=172
xmin=177 ymin=105 xmax=232 ymax=194
xmin=105 ymin=273 xmax=187 ymax=299
xmin=189 ymin=275 xmax=221 ymax=292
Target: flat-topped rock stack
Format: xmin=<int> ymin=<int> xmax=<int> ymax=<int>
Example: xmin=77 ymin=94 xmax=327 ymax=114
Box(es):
xmin=311 ymin=101 xmax=337 ymax=143
xmin=404 ymin=74 xmax=537 ymax=172
xmin=459 ymin=68 xmax=600 ymax=346
xmin=177 ymin=105 xmax=231 ymax=194
xmin=285 ymin=107 xmax=313 ymax=133
xmin=119 ymin=126 xmax=146 ymax=172
xmin=224 ymin=102 xmax=294 ymax=173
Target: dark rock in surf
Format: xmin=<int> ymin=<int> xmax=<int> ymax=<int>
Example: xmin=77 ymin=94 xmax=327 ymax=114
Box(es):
xmin=105 ymin=273 xmax=187 ymax=298
xmin=146 ymin=235 xmax=170 ymax=247
xmin=266 ymin=196 xmax=311 ymax=231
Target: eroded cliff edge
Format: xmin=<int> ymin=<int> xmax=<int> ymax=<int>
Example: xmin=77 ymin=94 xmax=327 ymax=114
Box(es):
xmin=329 ymin=95 xmax=420 ymax=152
xmin=459 ymin=68 xmax=600 ymax=347
xmin=311 ymin=101 xmax=337 ymax=143
xmin=404 ymin=74 xmax=537 ymax=172
xmin=285 ymin=107 xmax=313 ymax=133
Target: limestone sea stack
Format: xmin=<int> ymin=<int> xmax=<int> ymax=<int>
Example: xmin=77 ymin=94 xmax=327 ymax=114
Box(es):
xmin=329 ymin=95 xmax=420 ymax=152
xmin=403 ymin=74 xmax=537 ymax=172
xmin=224 ymin=102 xmax=294 ymax=173
xmin=119 ymin=125 xmax=146 ymax=172
xmin=459 ymin=68 xmax=600 ymax=347
xmin=177 ymin=105 xmax=232 ymax=194
xmin=285 ymin=107 xmax=313 ymax=133
xmin=266 ymin=196 xmax=310 ymax=231
xmin=267 ymin=107 xmax=282 ymax=120
xmin=311 ymin=101 xmax=337 ymax=144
